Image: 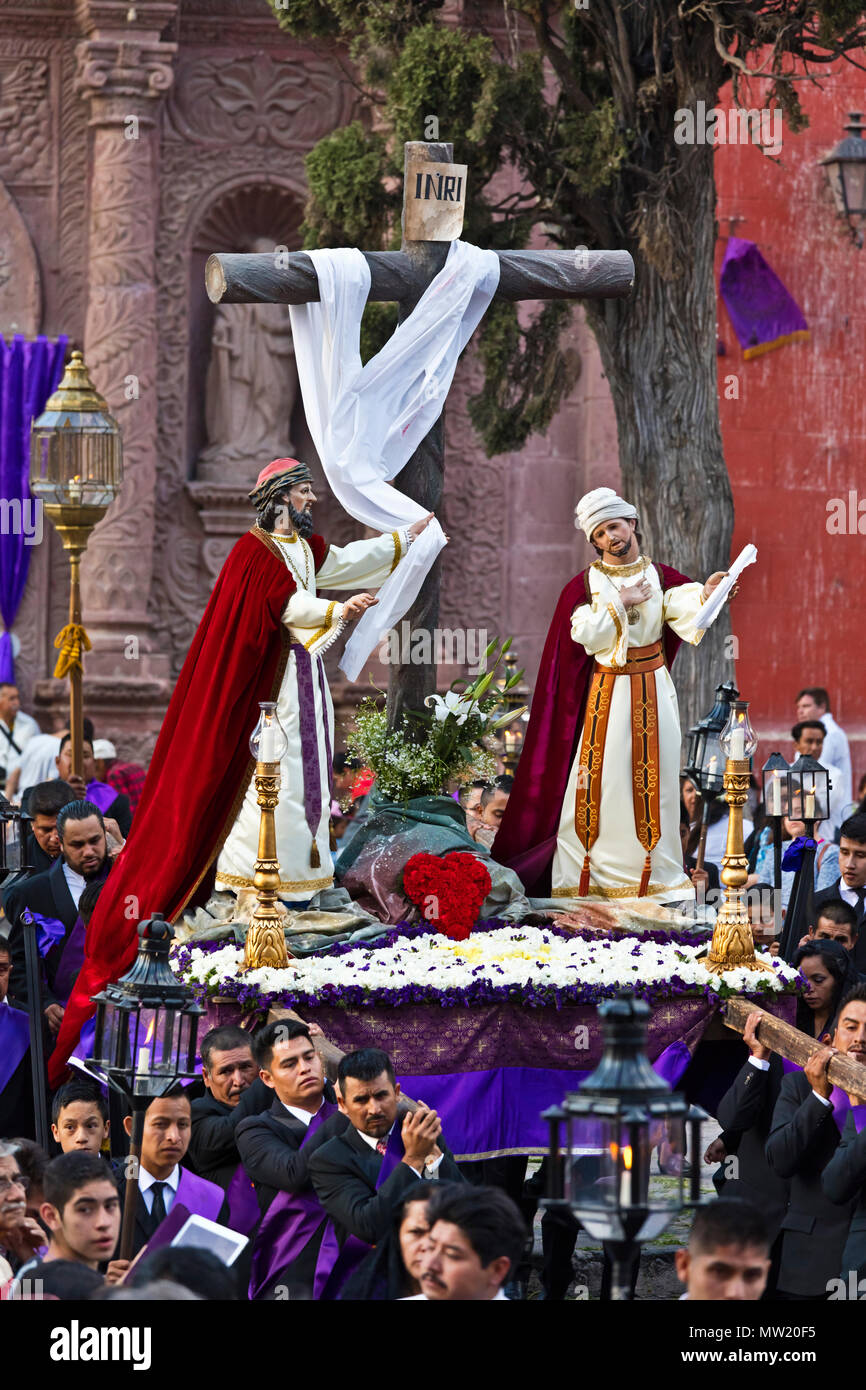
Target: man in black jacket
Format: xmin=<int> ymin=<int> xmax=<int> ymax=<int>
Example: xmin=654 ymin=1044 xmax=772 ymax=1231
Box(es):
xmin=766 ymin=1003 xmax=862 ymax=1298
xmin=309 ymin=1047 xmax=465 ymax=1253
xmin=820 ymin=984 xmax=866 ymax=1283
xmin=813 ymin=813 xmax=866 ymax=973
xmin=1 ymin=782 xmax=76 ymax=909
xmin=186 ymin=1024 xmax=272 ymax=1191
xmin=714 ymin=1010 xmax=789 ymax=1296
xmin=6 ymin=800 xmax=110 ymax=1037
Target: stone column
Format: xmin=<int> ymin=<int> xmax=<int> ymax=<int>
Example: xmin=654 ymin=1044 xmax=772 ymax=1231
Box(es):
xmin=72 ymin=2 xmax=177 ymax=715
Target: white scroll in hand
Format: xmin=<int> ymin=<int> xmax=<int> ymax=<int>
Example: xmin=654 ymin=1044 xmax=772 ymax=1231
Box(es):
xmin=694 ymin=543 xmax=757 ymax=630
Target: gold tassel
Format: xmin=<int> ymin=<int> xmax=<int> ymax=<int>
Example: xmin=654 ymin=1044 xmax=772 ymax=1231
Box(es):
xmin=310 ymin=839 xmax=320 ymax=869
xmin=329 ymin=820 xmax=337 ymax=851
xmin=578 ymin=853 xmax=591 ymax=898
xmin=638 ymin=852 xmax=652 ymax=898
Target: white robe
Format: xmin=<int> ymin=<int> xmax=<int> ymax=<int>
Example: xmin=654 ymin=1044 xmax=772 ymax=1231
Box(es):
xmin=215 ymin=528 xmax=407 ymax=901
xmin=551 ymin=557 xmax=705 ymax=903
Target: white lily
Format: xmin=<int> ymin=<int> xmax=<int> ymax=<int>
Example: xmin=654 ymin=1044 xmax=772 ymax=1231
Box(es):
xmin=424 ymin=690 xmax=476 ymax=725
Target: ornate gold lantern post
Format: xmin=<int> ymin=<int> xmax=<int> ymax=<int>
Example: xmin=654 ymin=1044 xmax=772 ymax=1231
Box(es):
xmin=29 ymin=351 xmax=123 ymax=778
xmin=243 ymin=701 xmax=292 ymax=971
xmin=706 ymin=699 xmax=773 ymax=975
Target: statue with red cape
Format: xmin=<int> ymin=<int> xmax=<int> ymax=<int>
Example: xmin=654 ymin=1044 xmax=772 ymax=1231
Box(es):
xmin=492 ymin=487 xmax=728 ymax=906
xmin=49 ymin=458 xmax=433 ymax=1086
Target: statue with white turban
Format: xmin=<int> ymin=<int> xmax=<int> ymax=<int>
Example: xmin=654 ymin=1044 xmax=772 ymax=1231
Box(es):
xmin=494 ymin=487 xmax=727 ymax=904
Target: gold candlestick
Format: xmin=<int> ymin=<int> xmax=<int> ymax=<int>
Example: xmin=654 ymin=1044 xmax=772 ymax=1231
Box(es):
xmin=242 ymin=759 xmax=291 ymax=971
xmin=705 ymin=757 xmax=773 ymax=975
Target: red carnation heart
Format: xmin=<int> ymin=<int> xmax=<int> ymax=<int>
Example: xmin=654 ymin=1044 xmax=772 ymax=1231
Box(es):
xmin=403 ymin=852 xmax=491 ymax=941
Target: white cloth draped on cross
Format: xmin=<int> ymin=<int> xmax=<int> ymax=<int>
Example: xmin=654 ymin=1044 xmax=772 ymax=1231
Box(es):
xmin=288 ymin=239 xmax=501 ymax=682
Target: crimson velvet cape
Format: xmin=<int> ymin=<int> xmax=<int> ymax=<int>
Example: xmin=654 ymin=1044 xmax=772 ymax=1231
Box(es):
xmin=49 ymin=528 xmax=328 ymax=1085
xmin=491 ymin=562 xmax=692 ymax=897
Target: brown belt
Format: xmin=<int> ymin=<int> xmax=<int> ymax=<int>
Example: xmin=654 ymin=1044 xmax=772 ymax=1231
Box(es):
xmin=574 ymin=640 xmax=664 ymax=897
xmin=595 ymin=640 xmax=665 ymax=676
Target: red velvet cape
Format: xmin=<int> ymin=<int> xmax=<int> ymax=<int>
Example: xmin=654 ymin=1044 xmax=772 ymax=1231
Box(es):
xmin=491 ymin=562 xmax=693 ymax=897
xmin=49 ymin=529 xmax=328 ymax=1086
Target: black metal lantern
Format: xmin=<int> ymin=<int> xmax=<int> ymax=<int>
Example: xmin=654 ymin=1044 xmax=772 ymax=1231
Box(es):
xmin=788 ymin=754 xmax=831 ymax=828
xmin=761 ymin=752 xmax=791 ymax=821
xmin=684 ymin=680 xmax=739 ymax=797
xmin=89 ymin=913 xmax=203 ymax=1099
xmin=494 ymin=649 xmax=529 ymax=775
xmin=543 ymin=993 xmax=707 ymax=1300
xmin=820 ymin=112 xmax=866 ymax=246
xmin=87 ymin=913 xmax=204 ymax=1261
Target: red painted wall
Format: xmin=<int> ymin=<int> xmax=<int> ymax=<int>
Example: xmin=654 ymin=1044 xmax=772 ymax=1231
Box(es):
xmin=714 ymin=69 xmax=866 ymax=788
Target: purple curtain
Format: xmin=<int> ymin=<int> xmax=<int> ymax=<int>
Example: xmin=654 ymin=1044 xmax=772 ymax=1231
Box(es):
xmin=0 ymin=334 xmax=68 ymax=682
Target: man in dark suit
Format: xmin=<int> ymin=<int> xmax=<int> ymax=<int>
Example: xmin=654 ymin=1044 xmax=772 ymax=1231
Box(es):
xmin=813 ymin=812 xmax=866 ymax=972
xmin=6 ymin=800 xmax=110 ymax=1038
xmin=766 ymin=1002 xmax=862 ymax=1298
xmin=820 ymin=984 xmax=866 ymax=1281
xmin=186 ymin=1024 xmax=272 ymax=1191
xmin=236 ymin=1019 xmax=344 ymax=1215
xmin=1 ymin=783 xmax=76 ymax=911
xmin=0 ymin=938 xmax=35 ymax=1139
xmin=714 ymin=1010 xmax=789 ymax=1296
xmin=309 ymin=1047 xmax=465 ymax=1253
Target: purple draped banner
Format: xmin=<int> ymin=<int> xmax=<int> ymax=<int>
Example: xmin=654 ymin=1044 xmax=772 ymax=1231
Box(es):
xmin=0 ymin=334 xmax=68 ymax=682
xmin=207 ymin=994 xmax=796 ymax=1160
xmin=719 ymin=237 xmax=809 ymax=361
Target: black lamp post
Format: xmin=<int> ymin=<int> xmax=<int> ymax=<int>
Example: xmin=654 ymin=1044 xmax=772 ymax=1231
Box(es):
xmin=820 ymin=112 xmax=866 ymax=247
xmin=85 ymin=913 xmax=204 ymax=1261
xmin=494 ymin=650 xmax=529 ymax=775
xmin=780 ymin=755 xmax=832 ymax=963
xmin=543 ymin=993 xmax=708 ymax=1300
xmin=683 ymin=680 xmax=739 ymax=872
xmin=761 ymin=752 xmax=791 ymax=944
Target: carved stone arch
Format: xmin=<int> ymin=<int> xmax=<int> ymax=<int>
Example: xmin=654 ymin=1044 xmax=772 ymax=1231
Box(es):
xmin=0 ymin=176 xmax=41 ymax=336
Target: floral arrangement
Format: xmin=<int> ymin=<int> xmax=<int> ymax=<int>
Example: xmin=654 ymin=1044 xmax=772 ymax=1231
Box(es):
xmin=176 ymin=923 xmax=802 ymax=1016
xmin=344 ymin=636 xmax=525 ymax=803
xmin=402 ymin=852 xmax=492 ymax=941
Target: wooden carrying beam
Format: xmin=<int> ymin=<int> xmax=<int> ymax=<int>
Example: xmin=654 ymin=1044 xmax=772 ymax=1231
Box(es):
xmin=205 ymin=248 xmax=635 ymax=307
xmin=725 ymin=996 xmax=866 ymax=1097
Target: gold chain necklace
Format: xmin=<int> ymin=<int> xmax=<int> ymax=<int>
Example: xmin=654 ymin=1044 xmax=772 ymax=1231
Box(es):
xmin=273 ymin=532 xmax=310 ymax=590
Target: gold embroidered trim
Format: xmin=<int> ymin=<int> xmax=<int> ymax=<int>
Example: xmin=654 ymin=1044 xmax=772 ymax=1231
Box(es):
xmin=302 ymin=602 xmax=341 ymax=652
xmin=272 ymin=532 xmax=300 ymax=544
xmin=593 ymin=555 xmax=650 ymax=579
xmin=250 ymin=526 xmax=287 ymax=565
xmin=552 ymin=879 xmax=692 ymax=900
xmin=605 ymin=602 xmax=626 ymax=666
xmin=214 ymin=870 xmax=335 ymax=892
xmin=325 ymin=600 xmax=338 ymax=627
xmin=389 ymin=530 xmax=402 ymax=575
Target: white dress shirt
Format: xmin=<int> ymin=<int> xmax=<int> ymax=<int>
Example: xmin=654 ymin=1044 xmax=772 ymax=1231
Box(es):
xmin=400 ymin=1288 xmax=510 ymax=1300
xmin=61 ymin=862 xmax=87 ymax=909
xmin=282 ymin=1097 xmax=325 ymax=1127
xmin=820 ymin=713 xmax=853 ymax=802
xmin=138 ymin=1163 xmax=181 ymax=1216
xmin=837 ymin=880 xmax=865 ymax=915
xmin=0 ymin=711 xmax=39 ymax=778
xmin=355 ymin=1123 xmax=444 ymax=1179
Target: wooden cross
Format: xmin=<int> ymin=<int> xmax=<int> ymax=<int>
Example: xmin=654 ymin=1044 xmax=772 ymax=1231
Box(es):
xmin=205 ymin=140 xmax=633 ymax=722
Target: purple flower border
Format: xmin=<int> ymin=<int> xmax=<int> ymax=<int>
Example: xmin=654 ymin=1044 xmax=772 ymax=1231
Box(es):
xmin=174 ymin=918 xmax=799 ymax=1017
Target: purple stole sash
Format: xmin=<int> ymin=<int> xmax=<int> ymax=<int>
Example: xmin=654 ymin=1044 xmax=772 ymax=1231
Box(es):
xmin=22 ymin=908 xmax=66 ymax=958
xmin=247 ymin=1101 xmax=335 ymax=1301
xmin=225 ymin=1163 xmax=261 ymax=1236
xmin=0 ymin=1000 xmax=31 ymax=1090
xmin=317 ymin=1124 xmax=406 ymax=1303
xmin=851 ymin=1106 xmax=866 ymax=1135
xmin=292 ymin=643 xmax=325 ymax=862
xmin=176 ymin=1166 xmax=225 ymax=1224
xmin=20 ymin=908 xmax=86 ymax=1007
xmin=85 ymin=779 xmax=117 ymax=815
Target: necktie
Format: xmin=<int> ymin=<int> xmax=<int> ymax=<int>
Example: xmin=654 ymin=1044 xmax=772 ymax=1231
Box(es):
xmin=149 ymin=1181 xmax=168 ymax=1228
xmin=376 ymin=1138 xmax=387 ymax=1156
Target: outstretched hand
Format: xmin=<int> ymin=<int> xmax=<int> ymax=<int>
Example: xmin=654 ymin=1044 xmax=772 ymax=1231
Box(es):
xmin=342 ymin=593 xmax=378 ymax=622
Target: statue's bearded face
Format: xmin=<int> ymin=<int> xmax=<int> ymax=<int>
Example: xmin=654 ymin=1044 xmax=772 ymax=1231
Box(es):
xmin=273 ymin=482 xmax=316 ymax=538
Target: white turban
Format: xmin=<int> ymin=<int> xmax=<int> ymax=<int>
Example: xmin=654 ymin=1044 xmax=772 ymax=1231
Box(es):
xmin=575 ymin=486 xmax=637 ymax=542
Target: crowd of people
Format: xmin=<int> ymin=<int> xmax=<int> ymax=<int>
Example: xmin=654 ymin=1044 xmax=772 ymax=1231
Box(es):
xmin=1 ymin=678 xmax=865 ymax=1300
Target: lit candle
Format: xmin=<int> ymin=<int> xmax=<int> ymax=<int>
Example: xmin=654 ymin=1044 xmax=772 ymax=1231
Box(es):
xmin=729 ymin=726 xmax=745 ymax=760
xmin=259 ymin=722 xmax=276 ymax=763
xmin=707 ymin=755 xmax=718 ymax=779
xmin=804 ymin=789 xmax=816 ymax=821
xmin=137 ymin=1046 xmax=151 ymax=1074
xmin=620 ymin=1145 xmax=634 ymax=1207
xmin=770 ymin=771 xmax=782 ymax=817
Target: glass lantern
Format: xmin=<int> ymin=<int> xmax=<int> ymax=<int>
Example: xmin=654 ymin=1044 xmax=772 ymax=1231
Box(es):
xmin=683 ymin=681 xmax=738 ymax=795
xmin=30 ymin=350 xmax=123 ymax=514
xmin=719 ymin=699 xmax=757 ymax=762
xmin=250 ymin=701 xmax=289 ymax=765
xmin=788 ymin=754 xmax=831 ymax=826
xmin=820 ymin=113 xmax=866 ymax=243
xmin=88 ymin=914 xmax=203 ymax=1102
xmin=761 ymin=752 xmax=791 ymax=820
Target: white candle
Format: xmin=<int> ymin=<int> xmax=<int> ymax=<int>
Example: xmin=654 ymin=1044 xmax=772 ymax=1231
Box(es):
xmin=259 ymin=723 xmax=276 ymax=763
xmin=770 ymin=771 xmax=782 ymax=817
xmin=729 ymin=726 xmax=745 ymax=760
xmin=137 ymin=1046 xmax=150 ymax=1074
xmin=707 ymin=755 xmax=718 ymax=778
xmin=620 ymin=1145 xmax=634 ymax=1207
xmin=804 ymin=789 xmax=816 ymax=821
